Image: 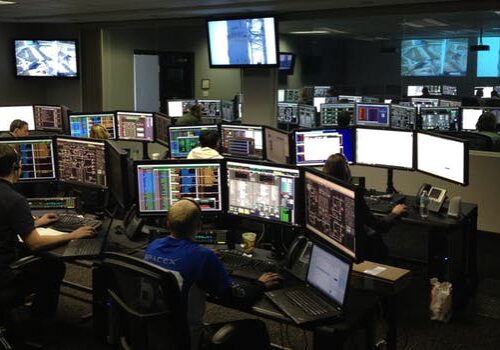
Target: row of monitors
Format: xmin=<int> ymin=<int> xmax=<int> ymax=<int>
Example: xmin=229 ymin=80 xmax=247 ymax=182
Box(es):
xmin=0 ymin=105 xmax=66 ymax=132
xmin=407 ymin=85 xmax=500 ymax=97
xmin=166 ymin=99 xmax=236 ymax=121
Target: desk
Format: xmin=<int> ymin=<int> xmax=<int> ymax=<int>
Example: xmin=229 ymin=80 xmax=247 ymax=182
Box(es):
xmin=373 ymin=198 xmax=478 ymax=307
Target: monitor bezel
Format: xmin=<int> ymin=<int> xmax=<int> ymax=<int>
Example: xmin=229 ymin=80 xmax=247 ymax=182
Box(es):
xmin=416 ymin=131 xmax=469 ymax=186
xmin=167 ymin=124 xmax=221 ymax=159
xmin=303 ymin=167 xmax=363 ymax=262
xmin=105 ymin=140 xmax=131 ymax=208
xmin=206 ymin=15 xmax=279 ymax=69
xmin=134 ymin=158 xmax=227 ymax=217
xmin=68 ymin=111 xmax=118 ymax=140
xmin=115 ymin=111 xmax=155 ymax=142
xmin=354 ymin=126 xmax=416 ymax=171
xmin=13 ymin=38 xmax=80 ymax=80
xmin=263 ymin=125 xmax=292 ymax=164
xmin=220 ymin=123 xmax=266 ymax=160
xmin=225 ymin=157 xmax=303 ymax=227
xmin=153 ymin=112 xmax=172 ymax=147
xmin=0 ymin=135 xmax=57 ymax=182
xmin=278 ymin=52 xmax=296 ymax=74
xmin=354 ymin=102 xmax=391 ymax=127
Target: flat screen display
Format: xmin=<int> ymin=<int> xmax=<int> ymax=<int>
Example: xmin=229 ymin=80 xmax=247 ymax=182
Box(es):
xmin=265 ymin=127 xmax=290 ymax=164
xmin=461 ymin=108 xmax=483 ymax=131
xmin=14 ymin=39 xmax=78 ymax=78
xmin=207 ymin=17 xmax=278 ymax=67
xmin=477 ymin=37 xmax=500 ymax=77
xmin=0 ymin=106 xmax=35 ymax=131
xmin=221 ymin=124 xmax=263 ymax=159
xmin=295 ymin=128 xmax=354 ymax=166
xmin=355 ymin=103 xmax=390 ymax=127
xmin=116 ymin=112 xmax=154 ymax=141
xmin=279 ymin=52 xmax=295 ymax=73
xmin=401 ymin=38 xmax=468 ymax=76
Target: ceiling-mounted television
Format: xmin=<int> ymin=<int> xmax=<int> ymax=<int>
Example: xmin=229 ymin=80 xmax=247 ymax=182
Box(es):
xmin=14 ymin=39 xmax=79 ymax=78
xmin=207 ymin=16 xmax=279 ymax=68
xmin=279 ymin=52 xmax=295 ymax=74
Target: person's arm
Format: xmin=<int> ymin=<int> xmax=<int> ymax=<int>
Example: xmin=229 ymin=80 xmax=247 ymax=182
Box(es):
xmin=22 ymin=226 xmax=95 ymax=251
xmin=362 ymin=199 xmax=407 ymax=234
xmin=34 ymin=213 xmax=59 ymax=227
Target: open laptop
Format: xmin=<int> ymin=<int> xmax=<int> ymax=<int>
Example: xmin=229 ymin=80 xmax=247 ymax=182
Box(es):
xmin=265 ymin=244 xmax=352 ymax=324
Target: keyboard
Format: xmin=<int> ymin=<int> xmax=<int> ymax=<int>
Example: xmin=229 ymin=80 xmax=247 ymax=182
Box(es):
xmin=63 ymin=238 xmax=104 ymax=258
xmin=50 ymin=214 xmax=102 ymax=232
xmin=219 ymin=249 xmax=281 ymax=280
xmin=364 ymin=194 xmax=406 ymax=214
xmin=285 ymin=289 xmax=330 ymax=316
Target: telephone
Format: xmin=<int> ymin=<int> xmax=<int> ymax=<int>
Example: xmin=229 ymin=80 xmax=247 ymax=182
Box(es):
xmin=284 ymin=236 xmax=312 ymax=281
xmin=416 ymin=183 xmax=447 ymax=213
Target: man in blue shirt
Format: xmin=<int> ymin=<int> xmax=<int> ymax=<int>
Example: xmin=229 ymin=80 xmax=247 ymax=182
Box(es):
xmin=145 ymin=198 xmax=281 ymax=349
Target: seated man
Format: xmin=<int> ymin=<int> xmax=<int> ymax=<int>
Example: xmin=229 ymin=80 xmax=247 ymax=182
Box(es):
xmin=0 ymin=144 xmax=94 ymax=328
xmin=144 ymin=199 xmax=281 ymax=349
xmin=176 ymin=104 xmax=203 ymax=126
xmin=476 ymin=112 xmax=500 ymax=151
xmin=0 ymin=119 xmax=29 ymax=138
xmin=187 ymin=130 xmax=223 ymax=159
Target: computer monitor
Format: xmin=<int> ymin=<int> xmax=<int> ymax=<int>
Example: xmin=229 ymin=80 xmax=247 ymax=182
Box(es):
xmin=277 ymin=103 xmax=298 ymax=124
xmin=33 ymin=105 xmax=63 ymax=132
xmin=355 ymin=103 xmax=390 ymax=127
xmin=461 ymin=108 xmax=483 ymax=131
xmin=0 ymin=137 xmax=56 ymax=181
xmin=442 ymin=85 xmax=457 ymax=96
xmin=299 ymin=104 xmax=317 ymax=128
xmin=153 ymin=112 xmax=172 ymax=147
xmin=69 ymin=112 xmax=116 ymax=139
xmin=106 ymin=140 xmax=132 ymax=208
xmin=264 ymin=126 xmax=290 ymax=164
xmin=294 ymin=128 xmax=354 ymax=166
xmin=283 ymin=89 xmax=300 ymax=103
xmin=167 ymin=99 xmax=197 ymax=118
xmin=220 ymin=124 xmax=264 ymax=159
xmin=362 ymin=96 xmax=380 ymax=103
xmin=135 ymin=159 xmax=224 ymax=215
xmin=226 ymin=160 xmax=301 ymax=226
xmin=279 ymin=53 xmax=295 ymax=74
xmin=56 ymin=137 xmax=107 ymax=188
xmin=407 ymin=85 xmax=424 ymax=97
xmin=304 ymin=168 xmax=361 ymax=260
xmin=390 ymin=104 xmax=417 ymax=130
xmin=116 ymin=111 xmax=154 ymax=141
xmin=314 ymin=86 xmax=332 ymax=97
xmin=439 ymin=99 xmax=462 ymax=107
xmin=420 ymin=107 xmax=459 ymax=131
xmin=320 ymin=103 xmax=354 ymax=126
xmin=411 ymin=98 xmax=440 ymax=107
xmin=197 ymin=100 xmax=221 ymax=118
xmin=313 ymin=97 xmax=326 ymax=112
xmin=338 ymin=95 xmax=362 ymax=103
xmin=474 ymin=86 xmax=495 ymax=98
xmin=221 ymin=100 xmax=235 ymax=122
xmin=355 ymin=128 xmax=414 ymax=170
xmin=417 ymin=132 xmax=468 ymax=185
xmin=277 ymin=89 xmax=285 ymax=103
xmin=168 ymin=125 xmax=219 ymax=158
xmin=0 ymin=106 xmax=35 ymax=131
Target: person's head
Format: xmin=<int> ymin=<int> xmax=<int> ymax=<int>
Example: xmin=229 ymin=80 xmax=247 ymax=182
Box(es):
xmin=491 ymin=90 xmax=499 ymax=98
xmin=199 ymin=130 xmax=219 ymax=149
xmin=167 ymin=198 xmax=202 ymax=239
xmin=421 ymin=87 xmax=430 ymax=97
xmin=322 ymin=153 xmax=351 ymax=183
xmin=475 ymin=88 xmax=484 ymax=98
xmin=189 ymin=104 xmax=202 ymax=119
xmin=476 ymin=112 xmax=497 ymax=132
xmin=9 ymin=119 xmax=29 ymax=137
xmin=337 ymin=111 xmax=351 ymax=127
xmin=89 ymin=124 xmax=110 ymax=139
xmin=0 ymin=144 xmax=21 ymax=181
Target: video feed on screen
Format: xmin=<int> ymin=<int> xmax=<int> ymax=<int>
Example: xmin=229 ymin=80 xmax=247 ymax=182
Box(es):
xmin=401 ymin=38 xmax=468 ymax=76
xmin=15 ymin=40 xmax=78 ymax=78
xmin=477 ymin=37 xmax=500 ymax=77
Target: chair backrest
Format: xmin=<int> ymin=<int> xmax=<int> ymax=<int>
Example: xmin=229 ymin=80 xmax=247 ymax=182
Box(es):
xmin=100 ymin=252 xmax=190 ymax=350
xmin=439 ymin=131 xmax=493 ymax=151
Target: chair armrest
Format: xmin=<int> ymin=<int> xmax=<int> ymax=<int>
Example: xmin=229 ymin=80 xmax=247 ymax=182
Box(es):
xmin=211 ymin=324 xmax=237 ymax=344
xmin=8 ymin=255 xmax=41 ymax=270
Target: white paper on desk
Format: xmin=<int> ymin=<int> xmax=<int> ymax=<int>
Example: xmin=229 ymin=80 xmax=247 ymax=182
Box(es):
xmin=37 ymin=227 xmax=69 ymax=236
xmin=363 ymin=266 xmax=387 ymax=276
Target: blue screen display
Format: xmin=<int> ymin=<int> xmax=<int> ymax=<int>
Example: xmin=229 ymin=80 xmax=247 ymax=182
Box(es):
xmin=477 ymin=37 xmax=500 ymax=77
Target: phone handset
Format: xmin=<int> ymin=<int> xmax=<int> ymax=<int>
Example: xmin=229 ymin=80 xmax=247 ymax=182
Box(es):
xmin=284 ymin=235 xmax=312 ymax=281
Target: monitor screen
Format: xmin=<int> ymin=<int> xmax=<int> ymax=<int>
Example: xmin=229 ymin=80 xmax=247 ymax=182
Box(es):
xmin=136 ymin=160 xmax=223 ymax=214
xmin=33 ymin=105 xmax=63 ymax=132
xmin=420 ymin=107 xmax=459 ymax=131
xmin=461 ymin=108 xmax=483 ymax=131
xmin=295 ymin=128 xmax=354 ymax=166
xmin=277 ymin=89 xmax=285 ymax=102
xmin=106 ymin=140 xmax=131 ymax=208
xmin=153 ymin=112 xmax=171 ymax=146
xmin=265 ymin=127 xmax=290 ymax=164
xmin=277 ymin=103 xmax=298 ymax=124
xmin=0 ymin=106 xmax=35 ymax=131
xmin=320 ymin=103 xmax=354 ymax=126
xmin=227 ymin=160 xmax=300 ymax=225
xmin=417 ymin=132 xmax=468 ymax=185
xmin=56 ymin=137 xmax=107 ymax=188
xmin=474 ymin=86 xmax=499 ymax=98
xmin=439 ymin=99 xmax=462 ymax=107
xmin=282 ymin=89 xmax=300 ymax=103
xmin=313 ymin=97 xmax=326 ymax=112
xmin=390 ymin=104 xmax=417 ymax=130
xmin=304 ymin=169 xmax=359 ymax=260
xmin=314 ymin=86 xmax=332 ymax=97
xmin=221 ymin=100 xmax=235 ymax=122
xmin=207 ymin=17 xmax=278 ymax=67
xmin=69 ymin=113 xmax=116 ymax=139
xmin=411 ymin=98 xmax=440 ymax=107
xmin=279 ymin=52 xmax=295 ymax=74
xmin=356 ymin=128 xmax=414 ymax=170
xmin=14 ymin=39 xmax=78 ymax=78
xmin=477 ymin=37 xmax=500 ymax=77
xmin=442 ymin=85 xmax=457 ymax=96
xmin=221 ymin=124 xmax=263 ymax=159
xmin=407 ymin=85 xmax=424 ymax=96
xmin=0 ymin=138 xmax=55 ymax=181
xmin=299 ymin=105 xmax=316 ymax=128
xmin=116 ymin=112 xmax=154 ymax=141
xmin=355 ymin=103 xmax=390 ymax=127
xmin=167 ymin=100 xmax=196 ymax=118
xmin=169 ymin=125 xmax=219 ymax=158
xmin=338 ymin=95 xmax=362 ymax=103
xmin=401 ymin=38 xmax=468 ymax=76
xmin=197 ymin=100 xmax=221 ymax=118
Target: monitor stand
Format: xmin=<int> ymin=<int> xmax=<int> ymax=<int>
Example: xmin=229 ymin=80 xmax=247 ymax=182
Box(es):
xmin=142 ymin=143 xmax=150 ymax=160
xmin=386 ymin=169 xmax=398 ymax=194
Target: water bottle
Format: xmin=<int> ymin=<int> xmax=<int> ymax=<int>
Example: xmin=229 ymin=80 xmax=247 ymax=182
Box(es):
xmin=419 ymin=190 xmax=429 ymax=218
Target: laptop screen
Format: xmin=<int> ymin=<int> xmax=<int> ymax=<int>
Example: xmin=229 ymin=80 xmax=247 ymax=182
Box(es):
xmin=306 ymin=245 xmax=351 ymax=307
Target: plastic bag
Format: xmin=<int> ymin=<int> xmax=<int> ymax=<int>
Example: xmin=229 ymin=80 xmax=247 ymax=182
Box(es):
xmin=429 ymin=277 xmax=453 ymax=322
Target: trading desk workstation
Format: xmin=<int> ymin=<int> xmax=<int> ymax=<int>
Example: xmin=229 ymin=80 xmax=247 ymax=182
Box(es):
xmin=0 ymin=102 xmax=478 ymax=350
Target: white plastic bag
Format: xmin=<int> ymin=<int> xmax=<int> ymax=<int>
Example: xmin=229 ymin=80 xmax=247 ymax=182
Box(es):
xmin=429 ymin=278 xmax=453 ymax=322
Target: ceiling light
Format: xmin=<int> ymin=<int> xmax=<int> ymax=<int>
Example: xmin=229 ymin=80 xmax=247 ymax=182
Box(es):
xmin=400 ymin=22 xmax=425 ymax=28
xmin=423 ymin=18 xmax=449 ymax=27
xmin=0 ymin=1 xmax=16 ymax=4
xmin=317 ymin=27 xmax=350 ymax=34
xmin=289 ymin=30 xmax=329 ymax=34
xmin=493 ymin=11 xmax=500 ymax=15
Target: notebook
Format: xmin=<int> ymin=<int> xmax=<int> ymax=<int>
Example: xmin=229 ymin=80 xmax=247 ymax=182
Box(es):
xmin=265 ymin=244 xmax=352 ymax=324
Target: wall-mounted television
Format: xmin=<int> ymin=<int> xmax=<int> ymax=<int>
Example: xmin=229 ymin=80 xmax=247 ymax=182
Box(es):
xmin=14 ymin=39 xmax=78 ymax=78
xmin=279 ymin=52 xmax=295 ymax=74
xmin=207 ymin=16 xmax=278 ymax=68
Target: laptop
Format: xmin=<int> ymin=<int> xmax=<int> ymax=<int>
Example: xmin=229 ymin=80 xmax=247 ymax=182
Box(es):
xmin=265 ymin=244 xmax=352 ymax=324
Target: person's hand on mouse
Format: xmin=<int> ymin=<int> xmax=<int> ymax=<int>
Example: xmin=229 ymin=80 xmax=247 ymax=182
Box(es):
xmin=35 ymin=213 xmax=60 ymax=227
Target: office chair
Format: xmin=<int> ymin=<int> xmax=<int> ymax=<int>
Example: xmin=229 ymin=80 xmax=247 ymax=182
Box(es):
xmin=440 ymin=131 xmax=493 ymax=151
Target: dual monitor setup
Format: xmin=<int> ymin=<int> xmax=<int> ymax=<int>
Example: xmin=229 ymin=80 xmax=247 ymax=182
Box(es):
xmin=166 ymin=99 xmax=237 ymax=121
